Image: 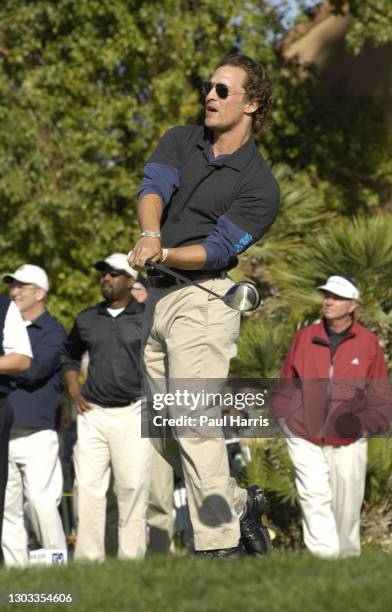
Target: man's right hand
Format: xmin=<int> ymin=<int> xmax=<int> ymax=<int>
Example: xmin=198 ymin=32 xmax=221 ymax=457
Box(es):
xmin=70 ymin=387 xmax=92 ymax=414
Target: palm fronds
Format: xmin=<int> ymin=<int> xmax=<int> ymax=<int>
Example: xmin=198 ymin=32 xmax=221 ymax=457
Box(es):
xmin=232 ymin=319 xmax=293 ymax=378
xmin=365 ymin=438 xmax=392 ymax=507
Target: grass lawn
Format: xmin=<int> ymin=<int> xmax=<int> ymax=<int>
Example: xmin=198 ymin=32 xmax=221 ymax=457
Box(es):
xmin=0 ymin=550 xmax=390 ymax=612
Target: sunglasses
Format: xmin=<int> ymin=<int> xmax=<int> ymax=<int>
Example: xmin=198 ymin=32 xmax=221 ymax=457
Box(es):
xmin=201 ymin=81 xmax=245 ymax=100
xmin=99 ymin=269 xmax=124 ymax=278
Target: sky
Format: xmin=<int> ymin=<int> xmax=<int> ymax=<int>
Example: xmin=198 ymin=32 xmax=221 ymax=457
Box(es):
xmin=269 ymin=0 xmax=322 ymax=28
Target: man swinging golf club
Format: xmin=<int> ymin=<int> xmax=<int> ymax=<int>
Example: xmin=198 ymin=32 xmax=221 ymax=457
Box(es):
xmin=129 ymin=53 xmax=280 ymax=558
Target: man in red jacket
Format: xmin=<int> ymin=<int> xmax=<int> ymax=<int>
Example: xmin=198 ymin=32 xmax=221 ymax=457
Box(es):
xmin=272 ymin=275 xmax=392 ymax=557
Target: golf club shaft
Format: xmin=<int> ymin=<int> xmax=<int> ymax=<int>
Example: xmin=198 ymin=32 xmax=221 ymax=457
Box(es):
xmin=146 ymin=259 xmax=224 ymax=301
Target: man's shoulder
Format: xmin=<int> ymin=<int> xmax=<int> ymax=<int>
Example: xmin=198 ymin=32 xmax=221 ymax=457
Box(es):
xmin=295 ymin=320 xmax=324 ymax=341
xmin=167 ymin=124 xmax=204 ymax=138
xmin=37 ymin=311 xmax=66 ymax=334
xmin=123 ymin=300 xmax=145 ymax=319
xmin=0 ymin=295 xmax=11 ymax=311
xmin=248 ymin=147 xmax=278 ymax=179
xmin=162 ymin=124 xmax=204 ymax=147
xmin=74 ymin=303 xmax=102 ymax=324
xmin=237 ymin=142 xmax=279 ymax=196
xmin=129 ymin=300 xmax=145 ymax=314
xmin=149 ymin=125 xmax=204 ymax=166
xmin=351 ymin=320 xmax=382 ymax=345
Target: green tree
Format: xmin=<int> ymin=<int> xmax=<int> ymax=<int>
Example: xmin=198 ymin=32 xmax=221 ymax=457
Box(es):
xmin=331 ymin=0 xmax=392 ymax=53
xmin=1 ymin=0 xmax=390 ymax=338
xmin=267 ymin=1 xmax=392 ymax=213
xmin=0 ymin=0 xmax=286 ymax=327
xmin=266 ymin=72 xmax=392 ymax=213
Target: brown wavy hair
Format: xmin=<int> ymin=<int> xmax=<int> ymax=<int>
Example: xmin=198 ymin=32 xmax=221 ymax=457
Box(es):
xmin=218 ymin=54 xmax=273 ymax=132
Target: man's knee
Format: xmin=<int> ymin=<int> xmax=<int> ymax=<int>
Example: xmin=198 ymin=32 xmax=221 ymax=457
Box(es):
xmin=27 ymin=494 xmax=60 ymax=515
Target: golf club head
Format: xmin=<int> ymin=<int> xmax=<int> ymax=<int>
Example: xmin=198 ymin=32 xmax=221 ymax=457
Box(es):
xmin=223 ymin=281 xmax=262 ymax=312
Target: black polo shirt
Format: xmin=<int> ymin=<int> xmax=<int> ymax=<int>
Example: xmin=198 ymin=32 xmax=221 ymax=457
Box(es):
xmin=146 ymin=125 xmax=280 ymax=269
xmin=61 ymin=299 xmax=144 ymax=407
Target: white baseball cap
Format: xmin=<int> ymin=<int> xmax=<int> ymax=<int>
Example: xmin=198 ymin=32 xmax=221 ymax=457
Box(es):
xmin=94 ymin=253 xmax=138 ymax=280
xmin=2 ymin=264 xmax=49 ymax=291
xmin=318 ymin=275 xmax=359 ymax=300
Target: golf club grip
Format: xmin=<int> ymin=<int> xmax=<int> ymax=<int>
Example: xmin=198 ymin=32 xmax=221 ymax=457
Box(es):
xmin=146 ymin=259 xmax=197 ymax=284
xmin=145 ymin=259 xmax=224 ymax=300
xmin=146 ymin=259 xmax=166 ymax=273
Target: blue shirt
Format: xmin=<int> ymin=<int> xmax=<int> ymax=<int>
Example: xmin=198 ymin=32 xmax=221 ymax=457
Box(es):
xmin=9 ymin=310 xmax=66 ymax=430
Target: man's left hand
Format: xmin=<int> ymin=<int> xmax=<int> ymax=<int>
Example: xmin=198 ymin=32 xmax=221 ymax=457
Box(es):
xmin=128 ymin=237 xmax=162 ymax=268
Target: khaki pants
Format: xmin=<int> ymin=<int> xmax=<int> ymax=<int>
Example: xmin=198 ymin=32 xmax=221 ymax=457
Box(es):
xmin=286 ymin=436 xmax=368 ymax=557
xmin=143 ymin=278 xmax=247 ymax=551
xmin=147 ymin=447 xmax=174 ymax=553
xmin=73 ymin=401 xmax=152 ymax=561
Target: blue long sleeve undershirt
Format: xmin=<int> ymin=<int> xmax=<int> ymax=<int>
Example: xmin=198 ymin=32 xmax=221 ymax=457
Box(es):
xmin=137 ymin=162 xmax=180 ymax=206
xmin=202 ymin=215 xmax=254 ymax=269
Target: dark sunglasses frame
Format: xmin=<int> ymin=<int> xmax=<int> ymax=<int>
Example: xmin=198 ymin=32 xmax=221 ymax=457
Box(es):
xmin=201 ymin=80 xmax=245 ymax=100
xmin=99 ymin=269 xmax=125 ymax=278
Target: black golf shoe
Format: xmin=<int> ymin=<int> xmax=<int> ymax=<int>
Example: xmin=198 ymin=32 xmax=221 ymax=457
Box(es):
xmin=240 ymin=485 xmax=272 ymax=556
xmin=194 ymin=542 xmax=245 ymax=560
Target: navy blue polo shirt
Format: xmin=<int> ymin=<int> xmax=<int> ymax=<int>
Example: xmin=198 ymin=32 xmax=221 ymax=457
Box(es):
xmin=9 ymin=310 xmax=66 ymax=430
xmin=138 ymin=125 xmax=280 ymax=270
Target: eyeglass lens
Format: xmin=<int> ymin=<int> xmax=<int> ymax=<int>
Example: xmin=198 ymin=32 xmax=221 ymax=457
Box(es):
xmin=202 ymin=81 xmax=229 ymax=99
xmin=100 ymin=270 xmax=123 ymax=277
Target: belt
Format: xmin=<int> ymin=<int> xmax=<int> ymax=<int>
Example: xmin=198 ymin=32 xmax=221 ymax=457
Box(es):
xmin=87 ymin=397 xmax=142 ymax=408
xmin=147 ymin=270 xmax=227 ymax=288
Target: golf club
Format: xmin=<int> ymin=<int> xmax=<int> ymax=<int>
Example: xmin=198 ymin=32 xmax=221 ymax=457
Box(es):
xmin=145 ymin=259 xmax=261 ymax=312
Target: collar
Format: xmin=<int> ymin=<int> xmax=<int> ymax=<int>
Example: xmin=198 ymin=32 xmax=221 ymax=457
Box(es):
xmin=97 ymin=298 xmax=138 ymax=316
xmin=196 ymin=127 xmax=257 ymax=171
xmin=324 ymin=319 xmax=353 ymax=338
xmin=26 ymin=310 xmax=50 ymax=329
xmin=311 ymin=318 xmax=357 ymax=345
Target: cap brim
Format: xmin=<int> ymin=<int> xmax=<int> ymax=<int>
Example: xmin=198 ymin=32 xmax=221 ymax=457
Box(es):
xmin=94 ymin=261 xmax=110 ymax=272
xmin=1 ymin=271 xmax=49 ymax=291
xmin=318 ymin=284 xmax=359 ymax=300
xmin=94 ymin=261 xmax=133 ymax=277
xmin=2 ymin=273 xmax=17 ymax=284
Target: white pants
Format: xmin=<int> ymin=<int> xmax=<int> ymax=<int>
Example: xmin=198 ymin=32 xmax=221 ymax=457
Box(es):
xmin=286 ymin=436 xmax=368 ymax=557
xmin=2 ymin=429 xmax=66 ymax=567
xmin=73 ymin=401 xmax=153 ymax=561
